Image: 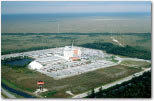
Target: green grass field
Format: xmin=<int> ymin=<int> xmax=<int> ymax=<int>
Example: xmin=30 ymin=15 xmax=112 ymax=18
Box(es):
xmin=1 ymin=33 xmax=151 ymax=98
xmin=1 ymin=33 xmax=151 ymax=55
xmin=121 ymin=60 xmax=150 ymax=68
xmin=2 ymin=64 xmax=143 ymax=98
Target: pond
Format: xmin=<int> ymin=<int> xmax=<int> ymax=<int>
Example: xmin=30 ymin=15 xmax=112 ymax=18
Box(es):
xmin=4 ymin=58 xmax=33 ymax=67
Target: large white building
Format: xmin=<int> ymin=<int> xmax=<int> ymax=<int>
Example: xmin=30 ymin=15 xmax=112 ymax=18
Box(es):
xmin=63 ymin=41 xmax=81 ymax=61
xmin=63 ymin=46 xmax=81 ymax=61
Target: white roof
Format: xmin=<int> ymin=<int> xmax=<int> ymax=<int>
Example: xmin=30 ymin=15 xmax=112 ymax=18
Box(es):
xmin=64 ymin=46 xmax=73 ymax=51
xmin=28 ymin=61 xmax=43 ymax=70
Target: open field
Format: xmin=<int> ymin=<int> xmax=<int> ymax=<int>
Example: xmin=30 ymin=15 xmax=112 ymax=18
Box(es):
xmin=121 ymin=60 xmax=150 ymax=68
xmin=2 ymin=63 xmax=142 ymax=98
xmin=2 ymin=33 xmax=151 ymax=55
xmin=1 ymin=33 xmax=151 ymax=98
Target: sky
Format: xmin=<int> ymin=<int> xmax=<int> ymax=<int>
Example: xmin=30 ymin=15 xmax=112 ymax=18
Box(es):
xmin=2 ymin=1 xmax=151 ymax=14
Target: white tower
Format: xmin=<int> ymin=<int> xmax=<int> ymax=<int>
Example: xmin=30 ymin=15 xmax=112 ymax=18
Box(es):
xmin=72 ymin=40 xmax=74 ymax=49
xmin=63 ymin=40 xmax=81 ymax=61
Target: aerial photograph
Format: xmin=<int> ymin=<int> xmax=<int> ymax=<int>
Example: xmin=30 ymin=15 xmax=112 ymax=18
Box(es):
xmin=1 ymin=1 xmax=151 ymax=99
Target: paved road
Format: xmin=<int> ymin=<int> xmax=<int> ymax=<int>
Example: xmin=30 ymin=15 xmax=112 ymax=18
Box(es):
xmin=111 ymin=37 xmax=124 ymax=47
xmin=1 ymin=88 xmax=16 ymax=98
xmin=72 ymin=67 xmax=151 ymax=98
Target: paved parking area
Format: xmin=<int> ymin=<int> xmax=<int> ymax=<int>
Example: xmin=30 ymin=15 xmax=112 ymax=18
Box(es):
xmin=2 ymin=46 xmax=120 ymax=79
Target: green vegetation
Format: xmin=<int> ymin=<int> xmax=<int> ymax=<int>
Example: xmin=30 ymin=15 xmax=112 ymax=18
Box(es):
xmin=1 ymin=92 xmax=9 ymax=98
xmin=2 ymin=56 xmax=33 ymax=63
xmin=81 ymin=42 xmax=151 ymax=60
xmin=2 ymin=78 xmax=20 ymax=91
xmin=2 ymin=56 xmax=32 ymax=61
xmin=2 ymin=56 xmax=34 ymax=68
xmin=87 ymin=71 xmax=151 ymax=98
xmin=121 ymin=60 xmax=151 ymax=68
xmin=2 ymin=33 xmax=151 ymax=55
xmin=1 ymin=64 xmax=142 ymax=98
xmin=1 ymin=33 xmax=151 ymax=98
xmin=2 ymin=46 xmax=55 ymax=55
xmin=41 ymin=91 xmax=57 ymax=98
xmin=110 ymin=56 xmax=118 ymax=63
xmin=1 ymin=66 xmax=37 ymax=92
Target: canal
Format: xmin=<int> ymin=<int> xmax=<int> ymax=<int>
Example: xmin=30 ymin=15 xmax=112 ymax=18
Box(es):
xmin=1 ymin=83 xmax=36 ymax=98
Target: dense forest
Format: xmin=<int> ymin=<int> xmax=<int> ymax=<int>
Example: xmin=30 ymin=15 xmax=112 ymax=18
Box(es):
xmin=81 ymin=42 xmax=151 ymax=60
xmin=2 ymin=33 xmax=151 ymax=36
xmin=87 ymin=71 xmax=151 ymax=98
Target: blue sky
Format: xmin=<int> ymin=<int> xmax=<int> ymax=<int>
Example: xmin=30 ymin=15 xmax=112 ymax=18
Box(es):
xmin=2 ymin=1 xmax=151 ymax=14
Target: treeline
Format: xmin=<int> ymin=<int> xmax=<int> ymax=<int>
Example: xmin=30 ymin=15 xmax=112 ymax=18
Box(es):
xmin=87 ymin=71 xmax=151 ymax=98
xmin=2 ymin=32 xmax=151 ymax=36
xmin=53 ymin=36 xmax=77 ymax=40
xmin=2 ymin=46 xmax=55 ymax=55
xmin=2 ymin=56 xmax=33 ymax=62
xmin=2 ymin=42 xmax=151 ymax=60
xmin=81 ymin=42 xmax=151 ymax=60
xmin=2 ymin=56 xmax=34 ymax=68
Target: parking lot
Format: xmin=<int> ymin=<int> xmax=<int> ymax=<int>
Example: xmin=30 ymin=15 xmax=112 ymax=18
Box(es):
xmin=2 ymin=46 xmax=120 ymax=79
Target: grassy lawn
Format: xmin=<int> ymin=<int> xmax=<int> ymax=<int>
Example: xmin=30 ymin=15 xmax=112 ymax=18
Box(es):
xmin=120 ymin=60 xmax=150 ymax=68
xmin=2 ymin=64 xmax=142 ymax=98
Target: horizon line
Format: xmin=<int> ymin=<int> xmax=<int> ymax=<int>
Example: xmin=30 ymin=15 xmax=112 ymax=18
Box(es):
xmin=2 ymin=12 xmax=151 ymax=15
